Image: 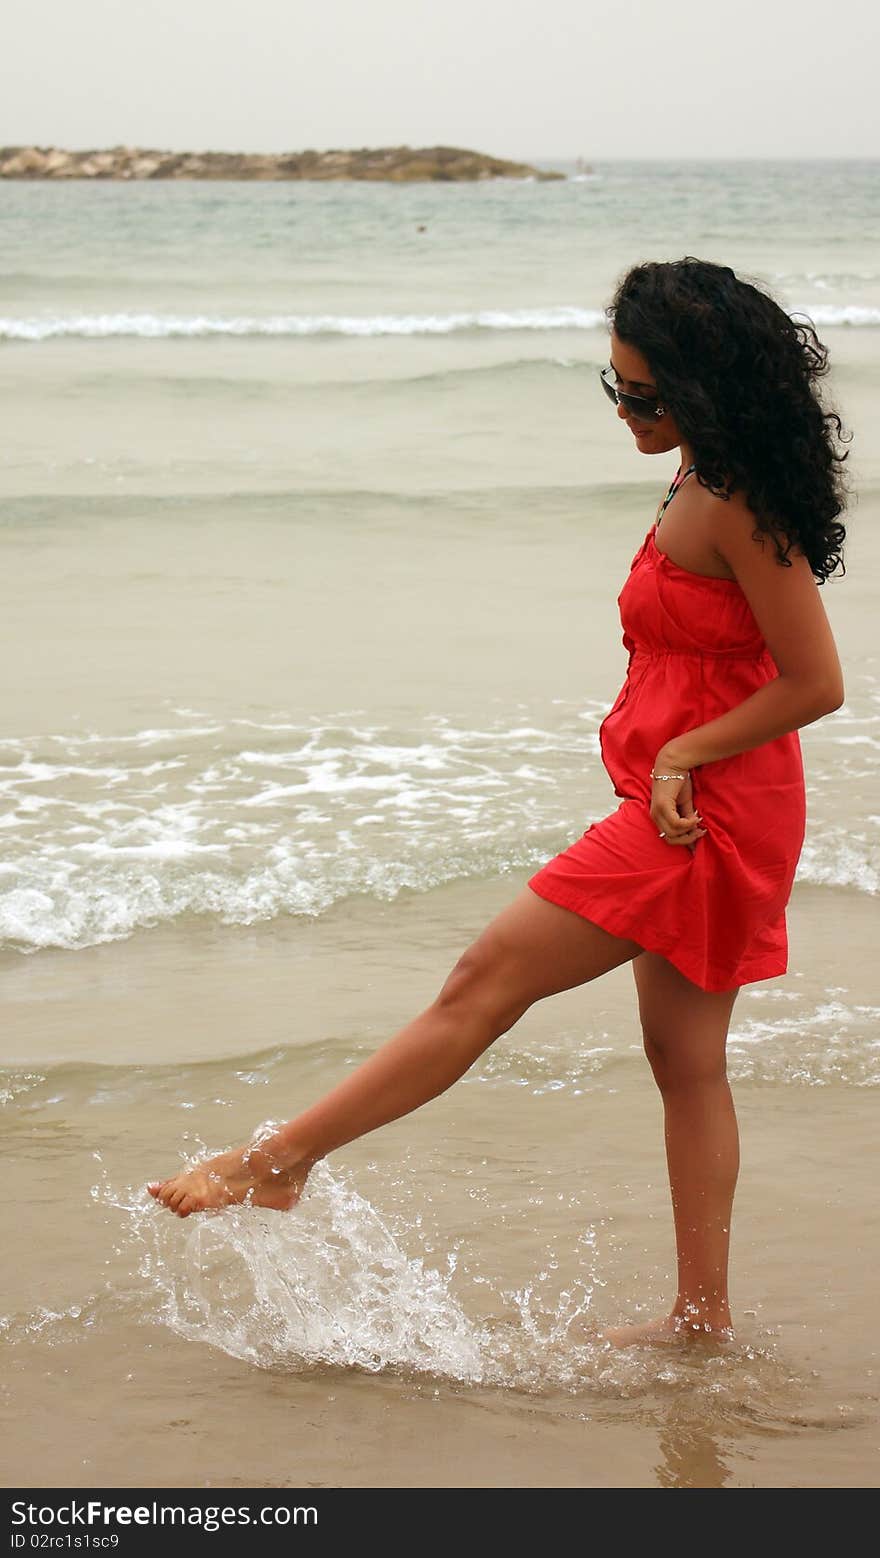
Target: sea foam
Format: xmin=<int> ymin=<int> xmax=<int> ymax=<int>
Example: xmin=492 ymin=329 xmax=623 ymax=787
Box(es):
xmin=0 ymin=307 xmax=605 ymax=342
xmin=0 ymin=704 xmax=875 ymax=954
xmin=3 ymin=301 xmax=878 ymax=342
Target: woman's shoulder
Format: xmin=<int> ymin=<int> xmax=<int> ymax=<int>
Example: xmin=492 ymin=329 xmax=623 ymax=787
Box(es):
xmin=708 ymin=487 xmax=815 ymax=595
xmin=657 ymin=475 xmax=744 ymax=580
xmin=704 ymin=481 xmax=805 ymax=567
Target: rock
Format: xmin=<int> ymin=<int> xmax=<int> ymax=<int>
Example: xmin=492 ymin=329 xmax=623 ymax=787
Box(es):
xmin=0 ymin=146 xmax=49 ymax=175
xmin=42 ymin=149 xmax=73 ymax=173
xmin=0 ymin=143 xmax=564 ymax=182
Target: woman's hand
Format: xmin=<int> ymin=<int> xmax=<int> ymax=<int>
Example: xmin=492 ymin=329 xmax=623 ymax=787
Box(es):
xmin=650 ymin=770 xmax=707 ymax=849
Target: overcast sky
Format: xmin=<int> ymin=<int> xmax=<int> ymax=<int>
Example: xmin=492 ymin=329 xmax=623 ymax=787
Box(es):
xmin=2 ymin=0 xmax=877 ymax=161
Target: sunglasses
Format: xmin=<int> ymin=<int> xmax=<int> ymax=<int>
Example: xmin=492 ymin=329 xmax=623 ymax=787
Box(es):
xmin=599 ymin=365 xmax=666 ymax=423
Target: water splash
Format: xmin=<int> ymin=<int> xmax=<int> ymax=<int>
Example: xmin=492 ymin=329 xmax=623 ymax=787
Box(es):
xmin=91 ymin=1159 xmax=808 ymax=1418
xmin=108 ymin=1160 xmax=488 ymax=1379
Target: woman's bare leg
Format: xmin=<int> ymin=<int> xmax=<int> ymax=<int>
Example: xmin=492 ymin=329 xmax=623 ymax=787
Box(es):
xmin=603 ymin=952 xmax=740 ymax=1346
xmin=148 ymin=889 xmax=642 ymax=1216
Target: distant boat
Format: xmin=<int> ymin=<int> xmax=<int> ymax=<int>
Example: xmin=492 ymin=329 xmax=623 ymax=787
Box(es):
xmin=574 ymin=156 xmax=595 ymax=175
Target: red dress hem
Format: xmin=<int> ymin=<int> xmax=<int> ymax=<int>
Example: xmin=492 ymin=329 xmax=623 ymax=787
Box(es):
xmin=527 ymin=867 xmax=788 ymax=994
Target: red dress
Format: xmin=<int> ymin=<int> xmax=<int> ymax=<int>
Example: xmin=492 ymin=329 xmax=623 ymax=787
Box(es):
xmin=528 ymin=490 xmax=806 ymax=992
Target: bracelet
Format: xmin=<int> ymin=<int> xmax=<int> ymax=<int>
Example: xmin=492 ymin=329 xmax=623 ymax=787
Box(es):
xmin=650 ymin=769 xmax=689 ymax=782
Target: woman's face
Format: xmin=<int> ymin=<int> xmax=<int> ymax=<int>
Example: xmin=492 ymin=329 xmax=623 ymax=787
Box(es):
xmin=608 ymin=327 xmax=684 ymax=456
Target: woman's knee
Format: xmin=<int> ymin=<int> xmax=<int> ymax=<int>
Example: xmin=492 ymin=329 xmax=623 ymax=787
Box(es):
xmin=642 ymin=1025 xmax=728 ymax=1091
xmin=435 ymin=940 xmax=531 ymax=1031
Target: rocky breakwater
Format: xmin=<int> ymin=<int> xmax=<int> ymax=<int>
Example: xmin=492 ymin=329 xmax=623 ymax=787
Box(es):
xmin=0 ymin=144 xmax=563 ymax=181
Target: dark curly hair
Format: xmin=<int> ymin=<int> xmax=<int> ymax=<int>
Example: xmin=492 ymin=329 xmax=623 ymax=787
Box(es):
xmin=606 ymin=258 xmax=852 ymax=582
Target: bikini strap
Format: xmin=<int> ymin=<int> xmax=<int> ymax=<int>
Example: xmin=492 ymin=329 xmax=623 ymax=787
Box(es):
xmin=656 ymin=463 xmax=697 ymax=526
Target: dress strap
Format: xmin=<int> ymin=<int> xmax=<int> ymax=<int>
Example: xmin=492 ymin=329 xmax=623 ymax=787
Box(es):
xmin=656 ymin=463 xmax=697 ymax=528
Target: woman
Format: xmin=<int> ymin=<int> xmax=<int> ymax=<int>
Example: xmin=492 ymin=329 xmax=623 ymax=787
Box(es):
xmin=149 ymin=257 xmax=849 ymax=1347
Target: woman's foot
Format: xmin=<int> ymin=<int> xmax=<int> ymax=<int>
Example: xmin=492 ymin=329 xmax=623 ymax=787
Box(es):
xmin=147 ymin=1142 xmax=314 ymax=1218
xmin=601 ymin=1310 xmax=734 ymax=1349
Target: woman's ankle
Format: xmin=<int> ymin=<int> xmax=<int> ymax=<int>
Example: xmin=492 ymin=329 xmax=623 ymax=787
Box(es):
xmin=250 ymin=1121 xmax=321 ymax=1171
xmin=671 ymin=1296 xmax=732 ymax=1335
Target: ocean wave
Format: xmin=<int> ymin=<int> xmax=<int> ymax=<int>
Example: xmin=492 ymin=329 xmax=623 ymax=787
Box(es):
xmin=2 ymin=301 xmax=880 ymax=343
xmin=773 ymin=269 xmax=880 ymax=289
xmin=796 ymin=837 xmax=879 ymax=896
xmin=0 ymin=711 xmax=604 ymax=953
xmin=62 ymin=355 xmax=592 ymax=400
xmin=789 ymin=303 xmax=880 ymax=327
xmin=4 ymin=981 xmax=878 ymax=1133
xmin=0 ymin=703 xmax=875 ymax=956
xmin=473 ymin=994 xmax=880 ymax=1090
xmin=0 ymin=307 xmax=606 ymax=342
xmin=0 ymin=480 xmax=655 ymax=531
